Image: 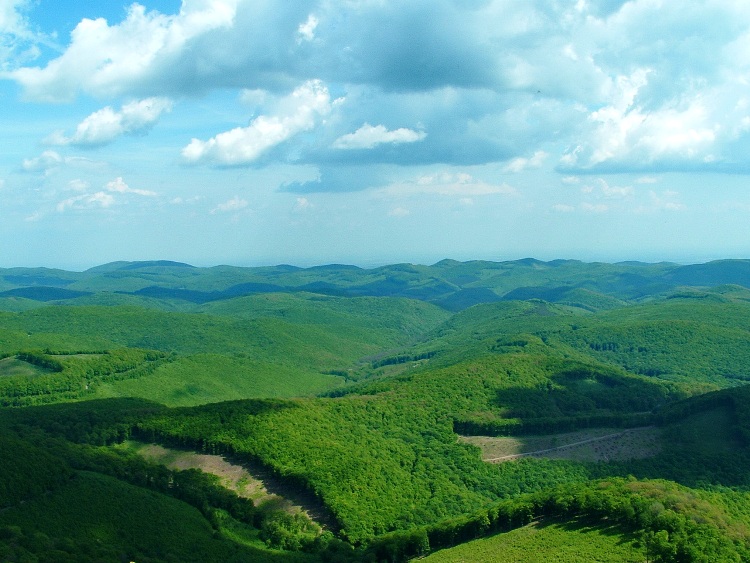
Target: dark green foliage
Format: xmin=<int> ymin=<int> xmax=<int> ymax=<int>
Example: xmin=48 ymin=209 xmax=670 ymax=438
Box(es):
xmin=0 ymin=430 xmax=72 ymax=508
xmin=0 ymin=471 xmax=261 ymax=563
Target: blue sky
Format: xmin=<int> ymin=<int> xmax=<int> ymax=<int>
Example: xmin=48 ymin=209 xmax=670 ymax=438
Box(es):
xmin=1 ymin=0 xmax=750 ymax=269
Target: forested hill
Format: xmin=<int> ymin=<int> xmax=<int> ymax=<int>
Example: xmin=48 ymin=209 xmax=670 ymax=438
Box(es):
xmin=2 ymin=258 xmax=750 ymax=311
xmin=2 ymin=258 xmax=750 ymax=561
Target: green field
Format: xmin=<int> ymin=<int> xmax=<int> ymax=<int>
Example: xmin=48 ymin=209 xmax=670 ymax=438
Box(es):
xmin=423 ymin=519 xmax=643 ymax=562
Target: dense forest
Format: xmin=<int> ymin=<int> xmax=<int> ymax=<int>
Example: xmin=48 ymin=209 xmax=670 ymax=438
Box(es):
xmin=2 ymin=258 xmax=750 ymax=561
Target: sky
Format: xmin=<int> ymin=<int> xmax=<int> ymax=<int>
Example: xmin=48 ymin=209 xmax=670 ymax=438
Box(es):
xmin=1 ymin=0 xmax=750 ymax=269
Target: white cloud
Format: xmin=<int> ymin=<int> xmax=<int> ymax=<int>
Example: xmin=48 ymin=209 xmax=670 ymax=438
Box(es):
xmin=21 ymin=150 xmax=102 ymax=174
xmin=212 ymin=196 xmax=248 ymax=213
xmin=0 ymin=0 xmax=30 ymax=38
xmin=8 ymin=1 xmax=240 ymax=100
xmin=183 ymin=80 xmax=332 ymax=166
xmin=293 ymin=197 xmax=312 ymax=211
xmin=0 ymin=0 xmax=43 ymax=69
xmin=68 ymin=179 xmax=89 ymax=192
xmin=332 ymin=123 xmax=426 ymax=150
xmin=636 ymin=176 xmax=658 ymax=184
xmin=55 ymin=176 xmax=155 ymax=213
xmin=105 ymin=177 xmax=156 ymax=197
xmin=57 ymin=191 xmax=116 ymax=212
xmin=560 ymin=67 xmax=732 ymax=170
xmin=598 ymin=179 xmax=632 ymax=199
xmin=48 ymin=97 xmax=173 ymax=147
xmin=380 ymin=171 xmax=517 ymax=199
xmin=581 ymin=202 xmax=608 ymax=213
xmin=22 ymin=150 xmax=63 ymax=172
xmin=552 ymin=203 xmax=575 ymax=213
xmin=503 ymin=151 xmax=547 ymax=173
xmin=635 ymin=190 xmax=687 ymax=213
xmin=388 ymin=207 xmax=410 ymax=217
xmin=297 ymin=14 xmax=318 ymax=43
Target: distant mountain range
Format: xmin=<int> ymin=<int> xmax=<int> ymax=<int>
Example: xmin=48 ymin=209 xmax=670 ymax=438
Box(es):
xmin=1 ymin=258 xmax=749 ymax=311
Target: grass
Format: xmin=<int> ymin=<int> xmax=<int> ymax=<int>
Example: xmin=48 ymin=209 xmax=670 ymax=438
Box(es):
xmin=0 ymin=356 xmax=48 ymax=378
xmin=422 ymin=518 xmax=644 ymax=562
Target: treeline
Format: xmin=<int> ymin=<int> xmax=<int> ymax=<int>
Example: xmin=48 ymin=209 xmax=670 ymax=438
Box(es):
xmin=363 ymin=478 xmax=749 ymax=562
xmin=454 ymin=411 xmax=656 ymax=437
xmin=371 ymin=351 xmax=437 ymax=369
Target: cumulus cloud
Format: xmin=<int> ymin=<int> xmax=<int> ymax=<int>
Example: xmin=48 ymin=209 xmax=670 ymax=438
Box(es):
xmin=0 ymin=0 xmax=42 ymax=69
xmin=296 ymin=14 xmax=318 ymax=43
xmin=0 ymin=0 xmax=28 ymax=34
xmin=211 ymin=196 xmax=248 ymax=213
xmin=56 ymin=191 xmax=116 ymax=212
xmin=105 ymin=176 xmax=157 ymax=197
xmin=7 ymin=0 xmax=750 ymax=177
xmin=332 ymin=123 xmax=426 ymax=150
xmin=22 ymin=150 xmax=63 ymax=172
xmin=48 ymin=97 xmax=173 ymax=147
xmin=55 ymin=176 xmax=155 ymax=213
xmin=503 ymin=150 xmax=547 ymax=173
xmin=182 ymin=80 xmax=332 ymax=166
xmin=560 ymin=68 xmax=722 ymax=170
xmin=5 ymin=1 xmax=239 ymax=99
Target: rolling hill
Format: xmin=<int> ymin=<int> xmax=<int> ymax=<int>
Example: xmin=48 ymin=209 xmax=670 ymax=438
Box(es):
xmin=1 ymin=258 xmax=750 ymax=561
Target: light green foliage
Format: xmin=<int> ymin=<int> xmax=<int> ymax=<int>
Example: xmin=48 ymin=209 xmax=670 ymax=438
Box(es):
xmin=422 ymin=519 xmax=643 ymax=562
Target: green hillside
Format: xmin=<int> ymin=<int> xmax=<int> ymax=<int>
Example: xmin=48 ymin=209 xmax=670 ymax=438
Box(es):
xmin=2 ymin=258 xmax=750 ymax=561
xmin=422 ymin=518 xmax=643 ymax=562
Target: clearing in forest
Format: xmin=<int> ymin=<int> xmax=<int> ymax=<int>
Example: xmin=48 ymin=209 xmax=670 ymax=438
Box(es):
xmin=461 ymin=426 xmax=662 ymax=463
xmin=422 ymin=517 xmax=643 ymax=562
xmin=120 ymin=441 xmax=332 ymax=527
xmin=0 ymin=356 xmax=47 ymax=378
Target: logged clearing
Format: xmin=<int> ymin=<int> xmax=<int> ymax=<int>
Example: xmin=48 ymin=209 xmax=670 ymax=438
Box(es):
xmin=121 ymin=441 xmax=331 ymax=526
xmin=461 ymin=426 xmax=662 ymax=463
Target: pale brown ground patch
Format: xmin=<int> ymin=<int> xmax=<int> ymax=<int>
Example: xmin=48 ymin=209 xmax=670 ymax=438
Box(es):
xmin=460 ymin=426 xmax=662 ymax=463
xmin=121 ymin=441 xmax=332 ymax=526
